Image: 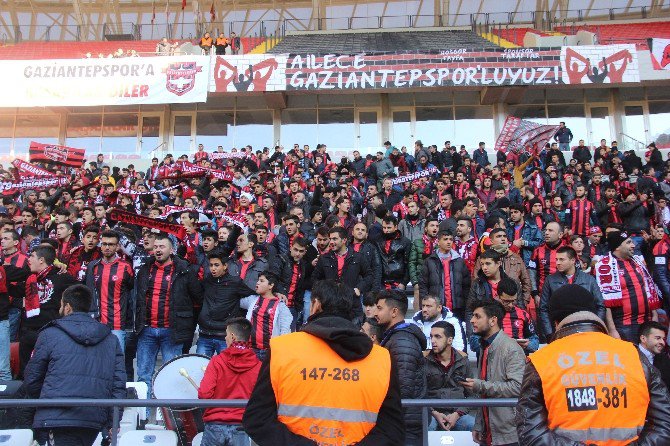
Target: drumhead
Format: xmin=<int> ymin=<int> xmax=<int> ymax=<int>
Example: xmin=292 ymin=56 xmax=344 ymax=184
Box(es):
xmin=152 ymin=353 xmax=210 ymax=400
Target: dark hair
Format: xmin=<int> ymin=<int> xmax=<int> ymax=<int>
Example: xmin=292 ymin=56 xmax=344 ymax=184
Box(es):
xmin=284 ymin=214 xmax=300 ymax=225
xmin=451 ymin=200 xmax=466 ymax=215
xmin=21 ymin=226 xmax=39 ymax=239
xmin=154 ymin=232 xmax=173 ymax=246
xmin=509 ymin=203 xmax=525 ymax=213
xmin=489 ymin=227 xmax=507 ymax=239
xmin=363 ymin=292 xmax=377 ymax=307
xmin=206 ymin=251 xmax=228 ymax=264
xmin=1 ymin=229 xmax=20 ymax=242
xmin=485 ymin=214 xmax=503 ymax=230
xmin=479 ymin=249 xmax=501 ymax=262
xmin=22 ymin=208 xmax=37 ymax=218
xmin=226 ymin=317 xmax=252 ymax=341
xmin=456 ymin=217 xmax=473 ymax=228
xmin=100 ymin=230 xmax=120 ymax=242
xmin=375 ymin=289 xmax=408 ymax=316
xmin=259 ymin=271 xmax=278 ymax=290
xmin=557 ymin=246 xmax=578 ymax=260
xmin=62 ymin=284 xmax=92 ymax=313
xmin=55 ymin=207 xmax=71 ymax=217
xmin=311 ymin=280 xmax=353 ymax=318
xmin=437 ymin=229 xmax=454 ymax=240
xmin=498 ymin=277 xmax=519 ymax=297
xmin=33 ymin=245 xmax=56 ymax=265
xmin=469 ymin=299 xmax=505 ymax=328
xmin=432 ymin=320 xmax=456 ymax=339
xmin=382 ymin=215 xmax=398 ymax=226
xmin=56 ymin=221 xmax=73 ymax=232
xmin=364 ymin=317 xmax=384 ymax=341
xmin=316 ymin=226 xmax=330 ymax=238
xmin=201 ymin=229 xmax=218 ymax=241
xmin=421 ymin=294 xmax=443 ymax=306
xmin=292 ymin=236 xmax=309 ymax=249
xmin=639 ymin=321 xmax=668 ymax=338
xmin=328 ymin=226 xmax=348 ymax=240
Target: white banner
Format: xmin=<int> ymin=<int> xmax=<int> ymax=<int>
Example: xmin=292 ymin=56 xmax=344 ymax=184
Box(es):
xmin=211 ymin=54 xmax=287 ymax=92
xmin=652 ymin=38 xmax=670 ymax=70
xmin=0 ymin=55 xmax=211 ymax=107
xmin=560 ymin=44 xmax=639 ymax=84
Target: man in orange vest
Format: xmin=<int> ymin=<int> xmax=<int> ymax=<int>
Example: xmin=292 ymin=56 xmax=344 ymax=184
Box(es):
xmin=516 ymin=284 xmax=670 ymax=445
xmin=243 ymin=280 xmax=404 ymax=445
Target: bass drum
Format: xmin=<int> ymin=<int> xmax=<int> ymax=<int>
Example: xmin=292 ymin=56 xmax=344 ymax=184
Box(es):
xmin=152 ymin=354 xmax=210 ymax=446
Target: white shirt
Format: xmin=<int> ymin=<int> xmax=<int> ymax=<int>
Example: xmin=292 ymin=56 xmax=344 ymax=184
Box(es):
xmin=639 ymin=345 xmax=655 ymax=364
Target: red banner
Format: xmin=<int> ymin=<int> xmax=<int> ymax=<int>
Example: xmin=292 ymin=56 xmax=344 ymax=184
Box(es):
xmin=1 ymin=176 xmax=69 ymax=195
xmin=109 ymin=208 xmax=186 ymax=239
xmin=12 ymin=159 xmax=53 ymax=179
xmin=29 ymin=141 xmax=86 ymax=168
xmin=494 ymin=116 xmax=560 ymax=153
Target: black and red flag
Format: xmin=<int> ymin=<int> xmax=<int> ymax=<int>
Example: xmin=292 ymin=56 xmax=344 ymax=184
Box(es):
xmin=494 ymin=116 xmax=560 ymax=155
xmin=29 ymin=141 xmax=86 ymax=168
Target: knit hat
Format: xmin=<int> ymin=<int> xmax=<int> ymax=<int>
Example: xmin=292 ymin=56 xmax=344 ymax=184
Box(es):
xmin=548 ymin=284 xmax=598 ymax=324
xmin=529 ymin=198 xmax=543 ymax=208
xmin=606 ymin=230 xmax=630 ymax=252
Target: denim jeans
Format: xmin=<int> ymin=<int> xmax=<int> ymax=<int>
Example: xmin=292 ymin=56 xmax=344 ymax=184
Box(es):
xmin=136 ymin=327 xmax=183 ymax=398
xmin=0 ymin=320 xmax=10 ymax=380
xmin=631 ymin=235 xmax=645 ymax=257
xmin=201 ymin=423 xmax=249 ymax=446
xmin=301 ymin=290 xmax=312 ymax=325
xmin=196 ymin=336 xmax=227 ymax=357
xmin=429 ymin=413 xmax=476 ymax=431
xmin=8 ymin=307 xmax=20 ymax=342
xmin=558 ymin=142 xmax=571 ymax=151
xmin=111 ymin=330 xmax=126 ymax=354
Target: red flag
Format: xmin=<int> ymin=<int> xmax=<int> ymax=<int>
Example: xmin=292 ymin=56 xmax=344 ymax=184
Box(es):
xmin=29 ymin=141 xmax=86 ymax=168
xmin=182 ymin=0 xmax=186 ymax=10
xmin=494 ymin=116 xmax=560 ymax=154
xmin=210 ymin=2 xmax=216 ymax=21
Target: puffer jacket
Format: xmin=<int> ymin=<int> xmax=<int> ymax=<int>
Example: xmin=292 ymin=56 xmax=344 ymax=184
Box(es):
xmin=424 ymin=348 xmax=474 ymax=415
xmin=135 ymin=256 xmax=202 ymax=343
xmin=227 ymin=255 xmax=269 ymax=291
xmin=516 ymin=321 xmax=670 ymax=445
xmin=353 ymin=241 xmax=382 ymax=292
xmin=506 ymin=220 xmax=543 ymax=266
xmin=198 ymin=273 xmax=255 ymax=336
xmin=408 ymin=236 xmax=434 ymax=285
xmin=398 ymin=217 xmax=425 ymax=243
xmin=538 ymin=269 xmax=606 ymax=339
xmin=375 ymin=231 xmax=412 ymax=286
xmin=473 ymin=330 xmax=525 ymax=445
xmin=23 ymin=312 xmax=126 ymax=430
xmin=418 ymin=249 xmax=471 ymax=311
xmin=380 ymin=321 xmax=427 ymax=438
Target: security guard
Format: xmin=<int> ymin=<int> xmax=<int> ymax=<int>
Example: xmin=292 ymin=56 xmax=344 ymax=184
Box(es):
xmin=516 ymin=284 xmax=670 ymax=445
xmin=243 ymin=280 xmax=404 ymax=446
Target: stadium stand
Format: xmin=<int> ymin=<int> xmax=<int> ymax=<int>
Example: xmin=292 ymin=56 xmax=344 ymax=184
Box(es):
xmin=268 ymin=29 xmax=496 ymax=54
xmin=556 ymin=21 xmax=670 ymax=49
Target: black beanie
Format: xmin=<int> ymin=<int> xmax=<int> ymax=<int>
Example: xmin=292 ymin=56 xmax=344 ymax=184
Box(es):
xmin=548 ymin=284 xmax=597 ymax=324
xmin=606 ymin=230 xmax=630 ymax=252
xmin=529 ymin=197 xmax=543 ymax=208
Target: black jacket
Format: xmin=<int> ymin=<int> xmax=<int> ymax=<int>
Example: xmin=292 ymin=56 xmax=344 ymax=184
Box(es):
xmin=618 ymin=199 xmax=652 ymax=233
xmin=418 ymin=250 xmax=471 ymax=311
xmin=272 ymin=254 xmax=308 ymax=313
xmin=243 ymin=314 xmax=405 ymax=446
xmin=135 ymin=256 xmax=202 ymax=343
xmin=0 ymin=265 xmax=30 ymax=321
xmin=354 ymin=241 xmax=383 ymax=292
xmin=374 ymin=231 xmax=411 ymax=285
xmin=538 ymin=269 xmax=606 ymax=339
xmin=425 ymin=348 xmax=474 ymax=415
xmin=22 ymin=268 xmax=78 ymax=331
xmin=198 ymin=273 xmax=255 ymax=336
xmin=24 ymin=312 xmax=126 ymax=430
xmin=380 ymin=321 xmax=427 ymax=437
xmin=516 ymin=321 xmax=670 ymax=445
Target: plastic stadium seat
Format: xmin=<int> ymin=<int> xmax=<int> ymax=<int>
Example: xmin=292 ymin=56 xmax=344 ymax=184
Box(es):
xmin=119 ymin=430 xmax=178 ymax=446
xmin=126 ymin=381 xmax=149 ymax=421
xmin=0 ymin=429 xmax=33 ymax=445
xmin=428 ymin=431 xmax=478 ymax=445
xmin=192 ymin=432 xmax=203 ymax=446
xmin=555 ymin=22 xmax=670 ymax=50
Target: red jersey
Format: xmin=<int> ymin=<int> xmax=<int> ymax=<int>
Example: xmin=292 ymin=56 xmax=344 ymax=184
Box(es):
xmin=566 ymin=197 xmax=594 ymax=236
xmin=92 ymin=257 xmax=134 ymax=330
xmin=250 ymin=297 xmax=278 ymax=350
xmin=145 ymin=261 xmax=174 ymax=328
xmin=529 ymin=242 xmax=564 ymax=292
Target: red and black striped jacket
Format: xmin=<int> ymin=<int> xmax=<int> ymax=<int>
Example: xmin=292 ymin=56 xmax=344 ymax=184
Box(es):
xmin=85 ymin=256 xmax=134 ymax=330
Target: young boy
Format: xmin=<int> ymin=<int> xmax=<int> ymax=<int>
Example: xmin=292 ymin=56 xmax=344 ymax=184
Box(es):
xmin=241 ymin=272 xmax=292 ymax=361
xmin=498 ymin=277 xmax=539 ymax=355
xmin=198 ymin=317 xmax=260 ymax=446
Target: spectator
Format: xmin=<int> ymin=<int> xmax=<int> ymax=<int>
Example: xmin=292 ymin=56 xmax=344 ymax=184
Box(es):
xmin=198 ymin=317 xmax=260 ymax=446
xmin=200 ymin=32 xmax=213 ymax=55
xmin=375 ymin=216 xmax=411 ymax=291
xmin=412 ymin=294 xmax=464 ymax=351
xmin=462 ymin=300 xmax=525 ymax=446
xmin=23 ymin=284 xmax=126 ymax=446
xmin=497 ymin=277 xmax=539 ymax=355
xmin=473 ymin=142 xmax=490 ymax=168
xmin=374 ymin=290 xmax=426 ymax=446
xmin=553 ymin=121 xmax=573 ymax=151
xmin=229 ymin=32 xmax=241 ymax=54
xmin=361 ymin=316 xmax=384 ymax=344
xmin=425 ymin=321 xmax=475 ymax=432
xmin=214 ymin=33 xmax=229 ymax=55
xmin=507 ymin=203 xmax=543 ymax=266
xmin=572 ymin=139 xmax=591 ymax=163
xmin=244 ymin=280 xmax=404 ymax=445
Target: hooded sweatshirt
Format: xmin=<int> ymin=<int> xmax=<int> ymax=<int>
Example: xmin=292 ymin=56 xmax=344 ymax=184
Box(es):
xmin=243 ymin=313 xmax=405 ymax=446
xmin=198 ymin=341 xmax=261 ymax=423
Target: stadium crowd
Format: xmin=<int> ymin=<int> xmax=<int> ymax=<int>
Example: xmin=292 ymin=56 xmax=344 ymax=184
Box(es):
xmin=2 ymin=125 xmax=670 ymax=445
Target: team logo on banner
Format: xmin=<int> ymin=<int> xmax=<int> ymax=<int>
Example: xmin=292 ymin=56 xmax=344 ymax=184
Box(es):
xmin=43 ymin=145 xmax=69 ymax=163
xmin=165 ymin=62 xmax=203 ymax=96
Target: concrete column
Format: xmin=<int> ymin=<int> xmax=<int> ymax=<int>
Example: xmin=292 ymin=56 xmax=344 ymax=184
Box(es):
xmin=611 ymin=88 xmax=625 ymax=144
xmin=380 ymin=93 xmax=391 ymax=144
xmin=273 ymin=108 xmax=281 ymax=146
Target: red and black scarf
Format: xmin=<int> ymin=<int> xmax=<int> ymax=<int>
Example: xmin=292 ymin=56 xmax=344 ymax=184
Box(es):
xmin=25 ymin=265 xmax=53 ymax=318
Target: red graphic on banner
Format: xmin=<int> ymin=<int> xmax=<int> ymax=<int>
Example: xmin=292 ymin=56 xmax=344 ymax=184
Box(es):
xmin=164 ymin=62 xmax=203 ymax=96
xmin=564 ymin=48 xmax=633 ymax=84
xmin=213 ymin=57 xmax=279 ymax=92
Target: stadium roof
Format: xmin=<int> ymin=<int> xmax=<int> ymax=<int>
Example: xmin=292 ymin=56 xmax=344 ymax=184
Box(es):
xmin=1 ymin=0 xmax=668 ymax=42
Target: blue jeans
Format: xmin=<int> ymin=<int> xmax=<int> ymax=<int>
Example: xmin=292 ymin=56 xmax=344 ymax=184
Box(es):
xmin=558 ymin=142 xmax=571 ymax=151
xmin=301 ymin=290 xmax=311 ymax=325
xmin=112 ymin=330 xmax=126 ymax=354
xmin=0 ymin=320 xmax=10 ymax=380
xmin=429 ymin=413 xmax=476 ymax=431
xmin=136 ymin=327 xmax=183 ymax=398
xmin=201 ymin=423 xmax=249 ymax=446
xmin=196 ymin=336 xmax=227 ymax=357
xmin=8 ymin=307 xmax=20 ymax=342
xmin=631 ymin=235 xmax=644 ymax=257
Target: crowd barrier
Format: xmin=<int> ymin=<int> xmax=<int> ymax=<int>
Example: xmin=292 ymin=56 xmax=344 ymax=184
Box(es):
xmin=0 ymin=397 xmax=518 ymax=446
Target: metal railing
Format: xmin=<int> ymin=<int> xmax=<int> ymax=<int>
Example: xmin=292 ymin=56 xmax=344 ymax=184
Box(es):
xmin=0 ymin=397 xmax=517 ymax=446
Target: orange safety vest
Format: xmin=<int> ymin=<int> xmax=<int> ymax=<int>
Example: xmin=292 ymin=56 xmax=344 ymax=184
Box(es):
xmin=270 ymin=332 xmax=391 ymax=446
xmin=530 ymin=331 xmax=649 ymax=445
xmin=200 ymin=37 xmax=213 ymax=47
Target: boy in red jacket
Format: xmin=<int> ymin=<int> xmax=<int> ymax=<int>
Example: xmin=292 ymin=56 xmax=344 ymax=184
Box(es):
xmin=198 ymin=317 xmax=261 ymax=446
